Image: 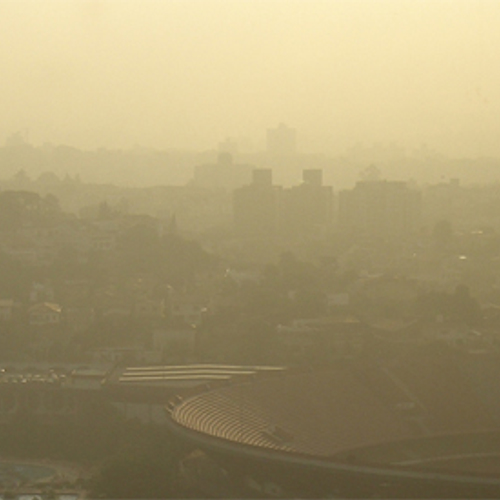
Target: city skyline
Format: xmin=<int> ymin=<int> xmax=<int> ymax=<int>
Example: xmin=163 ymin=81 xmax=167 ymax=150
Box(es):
xmin=1 ymin=0 xmax=500 ymax=158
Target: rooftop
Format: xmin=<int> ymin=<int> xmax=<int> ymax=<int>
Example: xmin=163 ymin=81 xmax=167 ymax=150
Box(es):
xmin=108 ymin=364 xmax=286 ymax=388
xmin=168 ymin=351 xmax=500 ymax=477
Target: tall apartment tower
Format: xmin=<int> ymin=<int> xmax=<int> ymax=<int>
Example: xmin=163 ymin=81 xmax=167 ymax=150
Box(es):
xmin=266 ymin=123 xmax=297 ymax=156
xmin=281 ymin=169 xmax=333 ymax=238
xmin=338 ymin=180 xmax=421 ymax=242
xmin=233 ymin=169 xmax=281 ymax=238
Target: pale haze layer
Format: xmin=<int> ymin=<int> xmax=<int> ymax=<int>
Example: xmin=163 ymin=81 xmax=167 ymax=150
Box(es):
xmin=1 ymin=0 xmax=500 ymax=157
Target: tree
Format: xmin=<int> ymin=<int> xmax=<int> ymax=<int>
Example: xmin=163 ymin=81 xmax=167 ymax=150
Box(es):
xmin=117 ymin=223 xmax=162 ymax=273
xmin=0 ymin=191 xmax=62 ymax=230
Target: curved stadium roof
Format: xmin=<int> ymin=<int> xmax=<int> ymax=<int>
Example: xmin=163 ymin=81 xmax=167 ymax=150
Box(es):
xmin=167 ymin=352 xmax=500 ymax=482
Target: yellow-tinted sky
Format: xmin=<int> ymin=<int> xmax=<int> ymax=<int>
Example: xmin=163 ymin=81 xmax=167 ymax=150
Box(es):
xmin=1 ymin=0 xmax=500 ymax=156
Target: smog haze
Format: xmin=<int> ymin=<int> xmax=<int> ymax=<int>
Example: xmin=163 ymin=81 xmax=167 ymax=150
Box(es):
xmin=1 ymin=0 xmax=500 ymax=157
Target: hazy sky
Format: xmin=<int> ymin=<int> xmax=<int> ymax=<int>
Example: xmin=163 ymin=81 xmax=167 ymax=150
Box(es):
xmin=1 ymin=0 xmax=500 ymax=156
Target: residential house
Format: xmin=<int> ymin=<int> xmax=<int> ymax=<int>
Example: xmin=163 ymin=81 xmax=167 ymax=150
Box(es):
xmin=28 ymin=302 xmax=62 ymax=326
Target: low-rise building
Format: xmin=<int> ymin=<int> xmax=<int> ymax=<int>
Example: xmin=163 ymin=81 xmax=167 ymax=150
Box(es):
xmin=28 ymin=302 xmax=62 ymax=326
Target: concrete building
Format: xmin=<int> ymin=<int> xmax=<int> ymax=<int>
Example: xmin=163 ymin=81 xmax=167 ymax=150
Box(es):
xmin=166 ymin=353 xmax=500 ymax=498
xmin=28 ymin=302 xmax=62 ymax=326
xmin=233 ymin=169 xmax=282 ymax=238
xmin=281 ymin=169 xmax=333 ymax=238
xmin=338 ymin=180 xmax=421 ymax=242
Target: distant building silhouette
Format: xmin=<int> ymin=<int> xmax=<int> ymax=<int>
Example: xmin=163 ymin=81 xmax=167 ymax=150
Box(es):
xmin=338 ymin=180 xmax=421 ymax=242
xmin=423 ymin=178 xmax=461 ymax=226
xmin=232 ymin=168 xmax=334 ymax=239
xmin=193 ymin=153 xmax=252 ymax=190
xmin=233 ymin=169 xmax=281 ymax=237
xmin=266 ymin=123 xmax=297 ymax=156
xmin=281 ymin=169 xmax=333 ymax=238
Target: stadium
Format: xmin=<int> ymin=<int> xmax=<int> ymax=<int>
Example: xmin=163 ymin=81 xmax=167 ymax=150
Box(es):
xmin=166 ymin=349 xmax=500 ymax=498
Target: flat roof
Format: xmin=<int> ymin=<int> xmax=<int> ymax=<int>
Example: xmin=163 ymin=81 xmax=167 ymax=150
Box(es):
xmin=126 ymin=364 xmax=285 ymax=371
xmin=107 ymin=364 xmax=286 ymax=388
xmin=119 ymin=374 xmax=233 ymax=383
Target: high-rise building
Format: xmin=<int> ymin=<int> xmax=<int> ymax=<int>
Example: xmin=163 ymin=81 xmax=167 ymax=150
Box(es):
xmin=281 ymin=169 xmax=333 ymax=238
xmin=422 ymin=178 xmax=461 ymax=226
xmin=338 ymin=180 xmax=421 ymax=242
xmin=302 ymin=168 xmax=323 ymax=186
xmin=232 ymin=169 xmax=281 ymax=237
